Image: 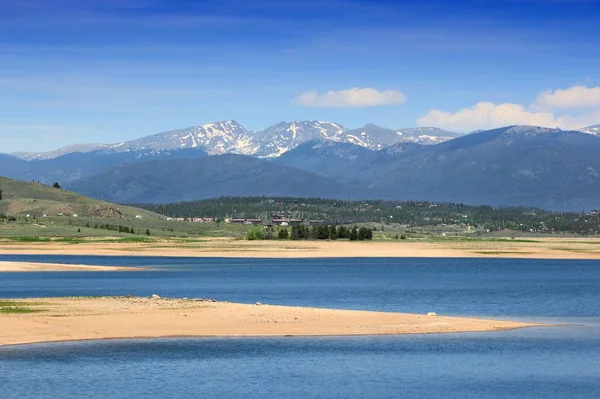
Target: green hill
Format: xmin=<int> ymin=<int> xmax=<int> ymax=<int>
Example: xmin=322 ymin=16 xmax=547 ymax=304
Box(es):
xmin=0 ymin=176 xmax=159 ymax=219
xmin=0 ymin=176 xmax=253 ymax=239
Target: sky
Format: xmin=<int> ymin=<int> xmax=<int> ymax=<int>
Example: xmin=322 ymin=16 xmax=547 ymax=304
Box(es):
xmin=1 ymin=0 xmax=599 ymax=152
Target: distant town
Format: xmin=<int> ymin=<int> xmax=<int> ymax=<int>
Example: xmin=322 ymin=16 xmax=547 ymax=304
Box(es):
xmin=140 ymin=197 xmax=600 ymax=236
xmin=167 ymin=215 xmax=324 ymax=227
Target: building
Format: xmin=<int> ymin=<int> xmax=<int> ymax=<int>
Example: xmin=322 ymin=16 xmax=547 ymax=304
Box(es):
xmin=272 ymin=218 xmax=302 ymax=226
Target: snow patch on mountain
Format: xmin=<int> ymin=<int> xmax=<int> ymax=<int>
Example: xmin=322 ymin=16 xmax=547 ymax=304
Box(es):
xmin=101 ymin=121 xmax=254 ymax=156
xmin=253 ymin=121 xmax=348 ymax=158
xmin=580 ymin=125 xmax=600 ymax=135
xmin=10 ymin=120 xmax=463 ymax=160
xmin=341 ymin=125 xmax=458 ymax=149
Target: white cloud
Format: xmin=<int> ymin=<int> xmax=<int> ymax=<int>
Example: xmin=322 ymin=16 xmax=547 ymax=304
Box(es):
xmin=417 ymin=86 xmax=600 ymax=132
xmin=417 ymin=102 xmax=600 ymax=132
xmin=535 ymin=86 xmax=600 ymax=109
xmin=293 ymin=87 xmax=406 ymax=108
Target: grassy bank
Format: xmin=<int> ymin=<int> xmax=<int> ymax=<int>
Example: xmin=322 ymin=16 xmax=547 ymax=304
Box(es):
xmin=0 ymin=301 xmax=43 ymax=314
xmin=0 ymin=215 xmax=254 ymax=239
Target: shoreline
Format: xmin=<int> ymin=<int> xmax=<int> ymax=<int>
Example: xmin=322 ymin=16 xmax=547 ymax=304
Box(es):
xmin=1 ymin=237 xmax=600 ymax=260
xmin=1 ymin=326 xmax=541 ymax=349
xmin=0 ymin=261 xmax=145 ymax=272
xmin=0 ymin=297 xmax=544 ymax=347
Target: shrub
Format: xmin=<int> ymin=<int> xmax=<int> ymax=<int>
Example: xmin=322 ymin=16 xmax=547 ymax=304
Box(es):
xmin=247 ymin=228 xmax=265 ymax=240
xmin=277 ymin=228 xmax=289 ymax=240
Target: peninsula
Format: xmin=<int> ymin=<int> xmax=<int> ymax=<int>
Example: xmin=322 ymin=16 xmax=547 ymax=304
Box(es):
xmin=0 ymin=261 xmax=144 ymax=272
xmin=0 ymin=296 xmax=541 ymax=347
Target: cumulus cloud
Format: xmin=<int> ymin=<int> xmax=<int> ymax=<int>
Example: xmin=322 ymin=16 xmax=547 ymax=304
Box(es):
xmin=293 ymin=87 xmax=406 ymax=108
xmin=535 ymin=86 xmax=600 ymax=109
xmin=417 ymin=102 xmax=568 ymax=131
xmin=417 ymin=86 xmax=600 ymax=132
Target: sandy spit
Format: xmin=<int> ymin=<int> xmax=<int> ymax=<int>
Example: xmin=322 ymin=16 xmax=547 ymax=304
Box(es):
xmin=0 ymin=261 xmax=144 ymax=272
xmin=0 ymin=297 xmax=543 ymax=347
xmin=2 ymin=238 xmax=600 ymax=259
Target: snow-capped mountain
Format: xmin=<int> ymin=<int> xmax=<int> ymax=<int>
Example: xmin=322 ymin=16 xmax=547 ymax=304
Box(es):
xmin=104 ymin=121 xmax=257 ymax=156
xmin=8 ymin=120 xmax=462 ymax=160
xmin=580 ymin=125 xmax=600 ymax=135
xmin=341 ymin=124 xmax=458 ymax=149
xmin=253 ymin=121 xmax=347 ymax=157
xmin=395 ymin=127 xmax=460 ymax=144
xmin=253 ymin=122 xmax=458 ymax=156
xmin=6 ymin=124 xmax=600 ymax=211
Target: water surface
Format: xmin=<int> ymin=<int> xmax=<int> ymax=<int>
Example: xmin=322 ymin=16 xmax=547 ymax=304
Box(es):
xmin=1 ymin=328 xmax=599 ymax=399
xmin=1 ymin=256 xmax=599 ymax=320
xmin=1 ymin=256 xmax=599 ymax=398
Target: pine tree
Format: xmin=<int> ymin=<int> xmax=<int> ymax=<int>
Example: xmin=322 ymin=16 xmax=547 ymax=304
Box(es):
xmin=278 ymin=228 xmax=289 ymax=240
xmin=290 ymin=225 xmax=300 ymax=240
xmin=358 ymin=227 xmax=372 ymax=240
xmin=328 ymin=225 xmax=337 ymax=240
xmin=349 ymin=227 xmax=358 ymax=241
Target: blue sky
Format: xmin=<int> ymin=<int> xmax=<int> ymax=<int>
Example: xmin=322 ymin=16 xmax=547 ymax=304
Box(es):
xmin=1 ymin=0 xmax=599 ymax=152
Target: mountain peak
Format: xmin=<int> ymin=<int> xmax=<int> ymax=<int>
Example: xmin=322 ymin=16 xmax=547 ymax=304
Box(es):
xmin=8 ymin=120 xmax=462 ymax=160
xmin=253 ymin=120 xmax=348 ymax=158
xmin=198 ymin=120 xmax=242 ymax=128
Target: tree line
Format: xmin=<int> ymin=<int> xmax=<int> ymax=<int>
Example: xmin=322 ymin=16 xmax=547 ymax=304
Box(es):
xmin=86 ymin=223 xmax=151 ymax=235
xmin=134 ymin=196 xmax=600 ymax=236
xmin=247 ymin=225 xmax=373 ymax=241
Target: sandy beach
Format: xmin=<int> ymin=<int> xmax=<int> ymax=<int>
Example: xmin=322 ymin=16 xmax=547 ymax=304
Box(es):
xmin=1 ymin=237 xmax=600 ymax=260
xmin=0 ymin=297 xmax=541 ymax=346
xmin=0 ymin=261 xmax=144 ymax=272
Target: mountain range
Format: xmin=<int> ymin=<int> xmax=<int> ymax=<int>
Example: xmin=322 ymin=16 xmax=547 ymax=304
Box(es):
xmin=2 ymin=122 xmax=600 ymax=211
xmin=68 ymin=155 xmax=353 ymax=204
xmin=11 ymin=120 xmax=459 ymax=161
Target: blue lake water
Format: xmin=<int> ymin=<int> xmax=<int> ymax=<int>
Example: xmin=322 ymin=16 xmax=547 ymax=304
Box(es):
xmin=1 ymin=255 xmax=600 ymax=398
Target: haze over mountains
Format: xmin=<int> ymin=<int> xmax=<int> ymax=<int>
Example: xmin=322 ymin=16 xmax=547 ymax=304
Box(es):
xmin=2 ymin=122 xmax=600 ymax=211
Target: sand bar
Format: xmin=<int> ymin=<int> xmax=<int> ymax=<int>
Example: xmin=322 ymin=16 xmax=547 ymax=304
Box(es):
xmin=2 ymin=237 xmax=600 ymax=259
xmin=0 ymin=297 xmax=542 ymax=347
xmin=0 ymin=261 xmax=144 ymax=272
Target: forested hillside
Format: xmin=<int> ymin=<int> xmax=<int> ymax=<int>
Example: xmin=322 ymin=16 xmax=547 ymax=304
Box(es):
xmin=135 ymin=197 xmax=600 ymax=235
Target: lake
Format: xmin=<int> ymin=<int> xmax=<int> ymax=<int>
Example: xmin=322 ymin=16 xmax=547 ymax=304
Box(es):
xmin=1 ymin=256 xmax=599 ymax=398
